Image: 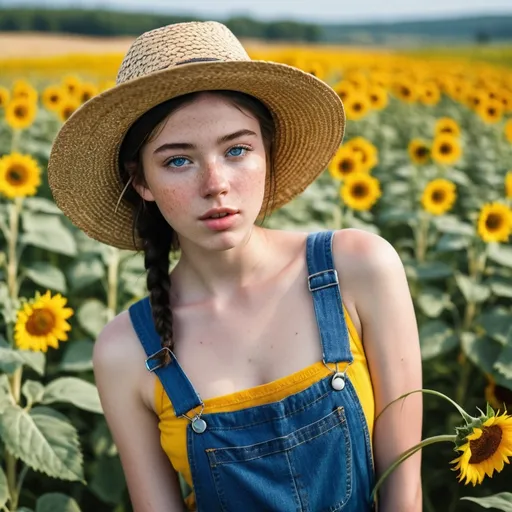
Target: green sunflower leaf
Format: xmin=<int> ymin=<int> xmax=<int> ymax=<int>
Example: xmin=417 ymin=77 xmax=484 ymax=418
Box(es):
xmin=36 ymin=493 xmax=81 ymax=512
xmin=0 ymin=405 xmax=83 ymax=482
xmin=0 ymin=465 xmax=10 ymax=509
xmin=42 ymin=377 xmax=103 ymax=414
xmin=23 ymin=262 xmax=67 ymax=293
xmin=461 ymin=492 xmax=512 ymax=511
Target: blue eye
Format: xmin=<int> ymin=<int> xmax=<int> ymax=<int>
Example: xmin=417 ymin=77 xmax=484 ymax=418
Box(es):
xmin=227 ymin=146 xmax=246 ymax=157
xmin=167 ymin=157 xmax=190 ymax=168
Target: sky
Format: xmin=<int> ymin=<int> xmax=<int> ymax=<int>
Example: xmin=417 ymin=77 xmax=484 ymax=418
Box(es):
xmin=3 ymin=0 xmax=512 ymax=23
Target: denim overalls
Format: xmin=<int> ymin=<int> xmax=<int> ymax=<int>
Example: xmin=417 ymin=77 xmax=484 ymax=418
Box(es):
xmin=129 ymin=230 xmax=375 ymax=511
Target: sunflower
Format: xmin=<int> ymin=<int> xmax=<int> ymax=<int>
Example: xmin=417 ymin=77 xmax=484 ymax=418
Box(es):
xmin=345 ymin=70 xmax=369 ymax=91
xmin=368 ymin=86 xmax=388 ymax=110
xmin=57 ymin=97 xmax=81 ymax=122
xmin=344 ymin=137 xmax=378 ymax=172
xmin=466 ymin=90 xmax=488 ymax=111
xmin=62 ymin=75 xmax=82 ymax=97
xmin=0 ymin=152 xmax=41 ymax=199
xmin=421 ymin=179 xmax=457 ymax=215
xmin=506 ymin=119 xmax=512 ymax=143
xmin=0 ymin=86 xmax=10 ymax=108
xmin=344 ymin=92 xmax=371 ymax=121
xmin=340 ymin=172 xmax=381 ymax=211
xmin=477 ymin=202 xmax=512 ymax=243
xmin=408 ymin=139 xmax=431 ymax=165
xmin=506 ymin=171 xmax=512 ymax=199
xmin=79 ymin=82 xmax=99 ymax=104
xmin=435 ymin=117 xmax=461 ymax=137
xmin=432 ymin=134 xmax=462 ymax=166
xmin=12 ymin=81 xmax=38 ymax=104
xmin=5 ymin=98 xmax=37 ymax=130
xmin=477 ymin=98 xmax=504 ymax=124
xmin=14 ymin=291 xmax=73 ymax=352
xmin=333 ymin=80 xmax=356 ymax=103
xmin=329 ymin=146 xmax=364 ymax=180
xmin=485 ymin=376 xmax=512 ymax=412
xmin=42 ymin=85 xmax=67 ymax=111
xmin=452 ymin=412 xmax=512 ymax=486
xmin=391 ymin=79 xmax=418 ymax=104
xmin=419 ymin=82 xmax=441 ymax=106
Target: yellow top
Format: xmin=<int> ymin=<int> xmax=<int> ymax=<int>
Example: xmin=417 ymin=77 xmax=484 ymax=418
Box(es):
xmin=155 ymin=305 xmax=374 ymax=509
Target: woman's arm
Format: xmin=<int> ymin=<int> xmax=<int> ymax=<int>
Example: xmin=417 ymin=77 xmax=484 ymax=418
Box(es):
xmin=334 ymin=229 xmax=423 ymax=512
xmin=93 ymin=313 xmax=186 ymax=512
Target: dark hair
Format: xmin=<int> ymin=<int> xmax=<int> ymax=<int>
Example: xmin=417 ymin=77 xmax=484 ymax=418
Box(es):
xmin=119 ymin=90 xmax=276 ymax=365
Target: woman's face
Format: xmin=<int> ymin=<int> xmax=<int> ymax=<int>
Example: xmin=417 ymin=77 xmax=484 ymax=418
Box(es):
xmin=138 ymin=93 xmax=267 ymax=252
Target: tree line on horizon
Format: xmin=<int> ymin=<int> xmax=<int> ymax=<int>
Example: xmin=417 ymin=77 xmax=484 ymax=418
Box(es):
xmin=0 ymin=7 xmax=511 ymax=44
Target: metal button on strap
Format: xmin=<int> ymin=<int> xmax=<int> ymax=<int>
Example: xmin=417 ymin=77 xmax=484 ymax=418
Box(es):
xmin=331 ymin=372 xmax=346 ymax=391
xmin=192 ymin=416 xmax=207 ymax=434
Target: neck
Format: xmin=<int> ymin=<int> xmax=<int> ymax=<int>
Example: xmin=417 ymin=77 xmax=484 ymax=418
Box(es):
xmin=171 ymin=226 xmax=271 ymax=303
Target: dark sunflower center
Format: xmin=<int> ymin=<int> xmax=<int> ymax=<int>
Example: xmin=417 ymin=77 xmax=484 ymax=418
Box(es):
xmin=440 ymin=127 xmax=454 ymax=135
xmin=339 ymin=159 xmax=355 ymax=172
xmin=415 ymin=147 xmax=429 ymax=158
xmin=6 ymin=165 xmax=27 ymax=185
xmin=488 ymin=107 xmax=497 ymax=116
xmin=486 ymin=213 xmax=503 ymax=231
xmin=473 ymin=97 xmax=481 ymax=106
xmin=401 ymin=86 xmax=411 ymax=97
xmin=370 ymin=94 xmax=378 ymax=102
xmin=432 ymin=190 xmax=446 ymax=203
xmin=440 ymin=143 xmax=452 ymax=155
xmin=14 ymin=105 xmax=28 ymax=118
xmin=82 ymin=92 xmax=93 ymax=102
xmin=352 ymin=183 xmax=369 ymax=198
xmin=63 ymin=107 xmax=75 ymax=120
xmin=469 ymin=425 xmax=502 ymax=464
xmin=353 ymin=102 xmax=363 ymax=112
xmin=50 ymin=94 xmax=59 ymax=104
xmin=26 ymin=309 xmax=56 ymax=336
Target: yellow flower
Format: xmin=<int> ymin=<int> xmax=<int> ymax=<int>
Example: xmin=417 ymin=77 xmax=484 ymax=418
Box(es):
xmin=421 ymin=179 xmax=457 ymax=215
xmin=340 ymin=172 xmax=381 ymax=211
xmin=329 ymin=146 xmax=364 ymax=180
xmin=58 ymin=97 xmax=81 ymax=122
xmin=78 ymin=82 xmax=99 ymax=104
xmin=368 ymin=86 xmax=388 ymax=111
xmin=466 ymin=90 xmax=488 ymax=111
xmin=42 ymin=85 xmax=67 ymax=111
xmin=5 ymin=98 xmax=37 ymax=130
xmin=62 ymin=75 xmax=82 ymax=97
xmin=419 ymin=82 xmax=441 ymax=106
xmin=506 ymin=171 xmax=512 ymax=199
xmin=392 ymin=79 xmax=418 ymax=104
xmin=432 ymin=134 xmax=462 ymax=166
xmin=506 ymin=119 xmax=512 ymax=143
xmin=333 ymin=80 xmax=356 ymax=103
xmin=12 ymin=80 xmax=38 ymax=103
xmin=0 ymin=152 xmax=41 ymax=199
xmin=344 ymin=137 xmax=378 ymax=172
xmin=477 ymin=202 xmax=512 ymax=243
xmin=344 ymin=92 xmax=371 ymax=121
xmin=0 ymin=86 xmax=10 ymax=108
xmin=345 ymin=70 xmax=369 ymax=91
xmin=14 ymin=291 xmax=73 ymax=352
xmin=408 ymin=139 xmax=431 ymax=165
xmin=477 ymin=98 xmax=504 ymax=124
xmin=452 ymin=412 xmax=512 ymax=486
xmin=435 ymin=117 xmax=461 ymax=138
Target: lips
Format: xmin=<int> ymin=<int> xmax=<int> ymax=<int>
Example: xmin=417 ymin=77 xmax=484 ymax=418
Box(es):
xmin=199 ymin=207 xmax=239 ymax=220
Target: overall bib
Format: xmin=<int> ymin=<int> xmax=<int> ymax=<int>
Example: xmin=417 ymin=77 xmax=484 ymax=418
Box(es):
xmin=129 ymin=230 xmax=375 ymax=511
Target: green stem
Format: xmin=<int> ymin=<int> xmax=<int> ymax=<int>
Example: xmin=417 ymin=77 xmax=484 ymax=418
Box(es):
xmin=107 ymin=249 xmax=120 ymax=320
xmin=371 ymin=434 xmax=456 ymax=501
xmin=414 ymin=211 xmax=429 ymax=263
xmin=11 ymin=128 xmax=21 ymax=153
xmin=6 ymin=367 xmax=22 ymax=509
xmin=376 ymin=388 xmax=474 ymax=425
xmin=7 ymin=198 xmax=23 ymax=307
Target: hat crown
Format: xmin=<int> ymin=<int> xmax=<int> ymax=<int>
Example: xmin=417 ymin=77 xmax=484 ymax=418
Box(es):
xmin=116 ymin=21 xmax=250 ymax=84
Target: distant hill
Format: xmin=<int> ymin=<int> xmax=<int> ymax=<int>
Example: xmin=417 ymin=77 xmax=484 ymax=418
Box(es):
xmin=321 ymin=15 xmax=512 ymax=46
xmin=0 ymin=7 xmax=510 ymax=46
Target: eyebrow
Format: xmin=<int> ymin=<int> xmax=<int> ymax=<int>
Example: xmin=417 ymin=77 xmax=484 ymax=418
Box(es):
xmin=153 ymin=129 xmax=258 ymax=154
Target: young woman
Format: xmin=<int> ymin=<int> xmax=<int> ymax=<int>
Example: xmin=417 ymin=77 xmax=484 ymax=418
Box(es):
xmin=48 ymin=21 xmax=423 ymax=512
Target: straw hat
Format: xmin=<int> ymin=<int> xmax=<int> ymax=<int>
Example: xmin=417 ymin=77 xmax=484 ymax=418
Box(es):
xmin=48 ymin=21 xmax=345 ymax=250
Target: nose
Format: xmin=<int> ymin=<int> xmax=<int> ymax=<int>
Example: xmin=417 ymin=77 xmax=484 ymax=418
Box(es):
xmin=199 ymin=161 xmax=229 ymax=199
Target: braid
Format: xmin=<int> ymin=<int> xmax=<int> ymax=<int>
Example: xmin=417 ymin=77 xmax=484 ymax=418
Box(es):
xmin=136 ymin=202 xmax=175 ymax=366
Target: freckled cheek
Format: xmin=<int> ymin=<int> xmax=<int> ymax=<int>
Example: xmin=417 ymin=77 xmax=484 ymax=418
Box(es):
xmin=153 ymin=186 xmax=194 ymax=219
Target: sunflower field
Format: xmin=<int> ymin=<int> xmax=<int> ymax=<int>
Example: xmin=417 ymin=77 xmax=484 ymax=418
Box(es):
xmin=0 ymin=42 xmax=512 ymax=512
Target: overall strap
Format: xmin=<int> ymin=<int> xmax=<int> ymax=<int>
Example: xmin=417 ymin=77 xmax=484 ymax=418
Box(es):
xmin=306 ymin=231 xmax=353 ymax=364
xmin=128 ymin=297 xmax=203 ymax=417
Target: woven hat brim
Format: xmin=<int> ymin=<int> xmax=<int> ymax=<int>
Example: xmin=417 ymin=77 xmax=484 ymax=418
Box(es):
xmin=48 ymin=60 xmax=345 ymax=250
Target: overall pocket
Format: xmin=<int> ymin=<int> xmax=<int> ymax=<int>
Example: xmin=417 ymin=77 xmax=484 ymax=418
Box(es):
xmin=206 ymin=407 xmax=352 ymax=512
